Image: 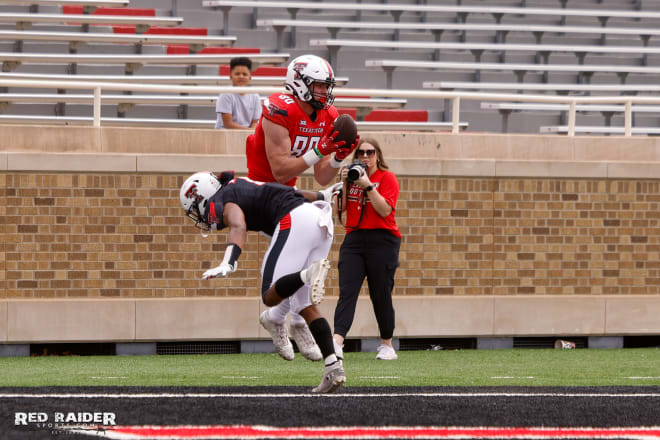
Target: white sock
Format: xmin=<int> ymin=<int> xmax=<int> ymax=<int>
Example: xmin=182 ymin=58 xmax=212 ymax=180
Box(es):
xmin=268 ymin=302 xmax=289 ymax=325
xmin=299 ymin=268 xmax=309 ymax=285
xmin=289 ymin=312 xmax=306 ymax=327
xmin=324 ymin=354 xmax=338 ymax=366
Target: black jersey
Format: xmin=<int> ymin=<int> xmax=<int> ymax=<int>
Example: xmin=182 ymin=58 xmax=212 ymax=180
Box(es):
xmin=206 ymin=177 xmax=307 ymax=236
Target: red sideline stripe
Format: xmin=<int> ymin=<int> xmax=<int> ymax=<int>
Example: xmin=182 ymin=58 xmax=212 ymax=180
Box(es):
xmin=62 ymin=6 xmax=155 ymax=16
xmin=93 ymin=425 xmax=660 ymax=439
xmin=279 ymin=214 xmax=292 ymax=231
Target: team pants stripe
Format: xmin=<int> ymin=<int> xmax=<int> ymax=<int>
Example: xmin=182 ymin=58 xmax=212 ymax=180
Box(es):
xmin=261 ymin=214 xmax=292 ymax=299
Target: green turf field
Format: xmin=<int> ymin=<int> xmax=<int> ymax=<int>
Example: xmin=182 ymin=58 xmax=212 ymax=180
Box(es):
xmin=1 ymin=348 xmax=659 ymax=387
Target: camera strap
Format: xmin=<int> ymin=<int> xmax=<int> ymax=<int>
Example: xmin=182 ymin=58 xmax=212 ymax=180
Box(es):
xmin=337 ymin=185 xmax=367 ymax=229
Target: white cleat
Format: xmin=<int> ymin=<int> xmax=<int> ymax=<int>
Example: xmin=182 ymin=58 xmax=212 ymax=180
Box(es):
xmin=288 ymin=322 xmax=322 ymax=361
xmin=376 ymin=344 xmax=398 ymax=360
xmin=312 ymin=362 xmax=346 ymax=394
xmin=259 ymin=310 xmax=294 ymax=361
xmin=301 ymin=259 xmax=330 ymax=305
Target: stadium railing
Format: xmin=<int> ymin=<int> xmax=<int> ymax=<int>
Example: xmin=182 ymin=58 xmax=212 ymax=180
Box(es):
xmin=3 ymin=78 xmax=660 ymax=136
xmin=366 ymin=59 xmax=660 ymax=88
xmin=0 ymin=114 xmax=458 ymax=131
xmin=203 ymin=0 xmax=660 ymax=34
xmin=540 ymin=125 xmax=660 ymax=135
xmin=0 ymin=93 xmax=407 ymax=119
xmin=259 ymin=19 xmax=660 ymax=51
xmin=480 ymin=102 xmax=660 ymax=133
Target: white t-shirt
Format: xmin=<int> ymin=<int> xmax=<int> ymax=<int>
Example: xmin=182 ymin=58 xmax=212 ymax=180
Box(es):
xmin=215 ymin=93 xmax=262 ymax=129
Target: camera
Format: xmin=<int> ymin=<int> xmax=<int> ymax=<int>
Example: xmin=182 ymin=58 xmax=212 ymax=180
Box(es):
xmin=346 ymin=159 xmax=367 ymax=182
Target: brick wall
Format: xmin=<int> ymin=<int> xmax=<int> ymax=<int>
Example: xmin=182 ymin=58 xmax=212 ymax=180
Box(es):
xmin=4 ymin=171 xmax=660 ymax=299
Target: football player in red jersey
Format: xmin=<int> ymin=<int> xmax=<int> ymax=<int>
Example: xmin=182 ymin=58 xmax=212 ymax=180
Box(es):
xmin=246 ymin=54 xmax=359 ymax=363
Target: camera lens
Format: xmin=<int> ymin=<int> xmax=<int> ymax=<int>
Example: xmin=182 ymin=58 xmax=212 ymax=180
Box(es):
xmin=347 ymin=167 xmax=361 ymax=182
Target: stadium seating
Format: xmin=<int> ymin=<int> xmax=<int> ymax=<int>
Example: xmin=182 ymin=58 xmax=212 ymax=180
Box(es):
xmin=314 ymin=39 xmax=660 ymax=70
xmin=197 ymin=0 xmax=660 ymax=134
xmin=424 ymin=82 xmax=660 ymax=95
xmin=4 ymin=0 xmax=660 ymax=132
xmin=0 ymin=52 xmax=289 ymax=74
xmin=367 ymin=60 xmax=660 ymax=88
xmin=0 ymin=12 xmax=182 ymax=32
xmin=3 ymin=0 xmax=128 ymax=13
xmin=204 ymin=1 xmax=660 ymax=34
xmin=0 ymin=29 xmax=237 ymax=53
xmin=258 ymin=19 xmax=660 ymax=51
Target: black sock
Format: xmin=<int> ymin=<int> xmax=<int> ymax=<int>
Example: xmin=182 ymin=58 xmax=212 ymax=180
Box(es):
xmin=273 ymin=272 xmax=304 ymax=299
xmin=308 ymin=318 xmax=335 ymax=360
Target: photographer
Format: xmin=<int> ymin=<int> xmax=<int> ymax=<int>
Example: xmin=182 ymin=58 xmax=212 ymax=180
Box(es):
xmin=333 ymin=138 xmax=401 ymax=360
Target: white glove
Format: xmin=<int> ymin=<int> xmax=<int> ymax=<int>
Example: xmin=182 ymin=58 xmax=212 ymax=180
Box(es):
xmin=202 ymin=262 xmax=236 ymax=280
xmin=318 ymin=182 xmax=343 ymax=203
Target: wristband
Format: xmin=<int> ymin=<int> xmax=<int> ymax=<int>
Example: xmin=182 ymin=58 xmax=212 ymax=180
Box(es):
xmin=221 ymin=243 xmax=242 ymax=268
xmin=316 ymin=192 xmax=324 ymax=201
xmin=329 ymin=155 xmax=344 ymax=168
xmin=365 ymin=185 xmax=374 ymax=193
xmin=302 ymin=148 xmax=322 ymax=167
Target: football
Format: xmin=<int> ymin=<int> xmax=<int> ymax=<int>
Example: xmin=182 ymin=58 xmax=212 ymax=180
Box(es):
xmin=332 ymin=114 xmax=358 ymax=148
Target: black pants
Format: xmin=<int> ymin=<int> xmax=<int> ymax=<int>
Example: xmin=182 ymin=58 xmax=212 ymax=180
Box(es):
xmin=334 ymin=229 xmax=401 ymax=340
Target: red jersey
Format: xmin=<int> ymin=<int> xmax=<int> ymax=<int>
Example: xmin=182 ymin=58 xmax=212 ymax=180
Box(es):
xmin=344 ymin=169 xmax=401 ymax=238
xmin=246 ymin=93 xmax=339 ymax=187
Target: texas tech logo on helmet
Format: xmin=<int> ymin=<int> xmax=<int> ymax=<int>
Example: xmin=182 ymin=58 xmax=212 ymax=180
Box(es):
xmin=293 ymin=62 xmax=307 ymax=75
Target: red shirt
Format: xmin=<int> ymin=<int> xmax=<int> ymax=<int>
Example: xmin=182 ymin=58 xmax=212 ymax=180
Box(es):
xmin=246 ymin=93 xmax=339 ymax=187
xmin=344 ymin=169 xmax=401 ymax=238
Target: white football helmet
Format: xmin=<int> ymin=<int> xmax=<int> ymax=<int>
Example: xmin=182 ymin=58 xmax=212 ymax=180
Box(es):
xmin=285 ymin=54 xmax=336 ymax=110
xmin=180 ymin=172 xmax=222 ymax=230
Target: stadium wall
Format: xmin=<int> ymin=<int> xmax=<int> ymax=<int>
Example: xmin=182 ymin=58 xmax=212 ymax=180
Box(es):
xmin=2 ymin=125 xmax=660 ymax=344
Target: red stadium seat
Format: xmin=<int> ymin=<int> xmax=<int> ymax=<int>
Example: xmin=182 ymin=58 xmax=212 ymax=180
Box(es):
xmin=199 ymin=47 xmax=260 ymax=54
xmin=167 ymin=46 xmax=260 ymax=55
xmin=63 ymin=6 xmax=155 ymax=16
xmin=218 ymin=65 xmax=287 ymax=76
xmin=337 ymin=108 xmax=357 ymax=119
xmin=364 ymin=109 xmax=428 ymax=122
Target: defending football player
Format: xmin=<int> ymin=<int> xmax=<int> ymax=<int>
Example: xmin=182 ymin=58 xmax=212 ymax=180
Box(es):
xmin=245 ymin=54 xmax=359 ymax=362
xmin=180 ymin=171 xmax=346 ymax=393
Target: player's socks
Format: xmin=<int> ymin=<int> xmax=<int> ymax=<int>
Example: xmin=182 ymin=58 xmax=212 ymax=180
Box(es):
xmin=308 ymin=317 xmax=336 ymax=363
xmin=274 ymin=272 xmax=305 ymax=299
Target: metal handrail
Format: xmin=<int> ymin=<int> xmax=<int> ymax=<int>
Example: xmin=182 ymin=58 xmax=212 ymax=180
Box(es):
xmin=0 ymin=78 xmax=653 ymax=136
